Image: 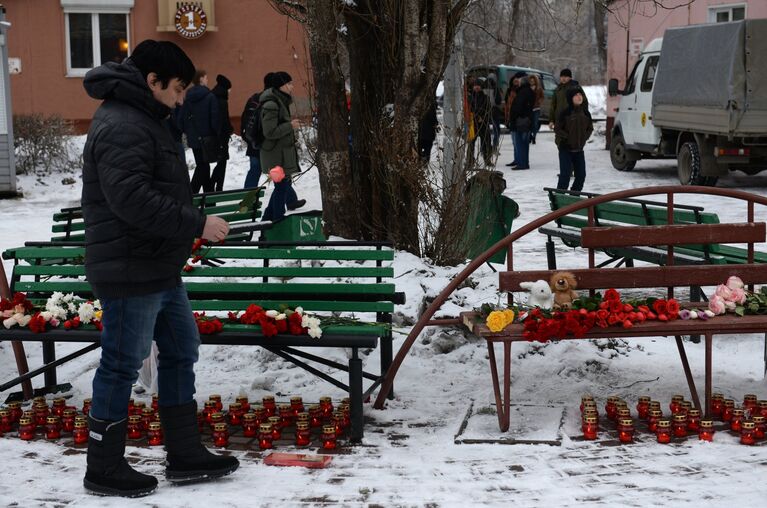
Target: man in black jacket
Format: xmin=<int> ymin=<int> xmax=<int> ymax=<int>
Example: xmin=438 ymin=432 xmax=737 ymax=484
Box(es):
xmin=210 ymin=74 xmax=233 ymax=191
xmin=81 ymin=39 xmax=238 ymax=498
xmin=509 ymin=75 xmax=535 ymax=170
xmin=468 ymin=78 xmax=493 ymax=167
xmin=554 ymin=89 xmax=593 ymax=191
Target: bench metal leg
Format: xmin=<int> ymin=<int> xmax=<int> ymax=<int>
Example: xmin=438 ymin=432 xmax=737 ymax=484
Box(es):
xmin=349 ymin=348 xmax=364 ymax=442
xmin=689 ymin=286 xmax=701 ymax=343
xmin=378 ymin=312 xmax=394 ymax=400
xmin=487 ymin=340 xmax=511 ymax=432
xmin=545 ymin=237 xmax=557 ymax=270
xmin=674 ymin=335 xmax=701 ymax=412
xmin=42 ymin=342 xmax=57 ymax=389
xmin=705 ymin=333 xmax=713 ymax=417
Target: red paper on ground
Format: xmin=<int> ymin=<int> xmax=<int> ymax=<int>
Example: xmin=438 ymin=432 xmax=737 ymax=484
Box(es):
xmin=263 ymin=452 xmax=333 ymax=468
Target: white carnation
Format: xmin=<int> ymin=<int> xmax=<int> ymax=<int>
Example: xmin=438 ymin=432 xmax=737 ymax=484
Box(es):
xmin=275 ymin=313 xmax=287 ymax=321
xmin=78 ymin=302 xmax=95 ymax=323
xmin=265 ymin=310 xmax=279 ymax=318
xmin=308 ymin=326 xmax=323 ymax=339
xmin=294 ymin=306 xmax=304 ymax=315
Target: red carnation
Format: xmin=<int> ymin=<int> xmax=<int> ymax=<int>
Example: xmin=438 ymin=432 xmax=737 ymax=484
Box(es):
xmin=609 ymin=300 xmax=624 ymax=314
xmin=604 ymin=289 xmax=620 ymax=302
xmin=667 ymin=299 xmax=680 ymax=315
xmin=653 ymin=299 xmax=668 ymax=316
xmin=28 ymin=313 xmax=47 ymax=333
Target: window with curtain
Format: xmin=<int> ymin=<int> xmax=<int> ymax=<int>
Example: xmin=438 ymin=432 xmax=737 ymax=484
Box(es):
xmin=65 ymin=12 xmax=129 ymax=75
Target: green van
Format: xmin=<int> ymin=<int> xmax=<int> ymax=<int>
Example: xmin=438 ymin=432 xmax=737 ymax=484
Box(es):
xmin=466 ymin=64 xmax=558 ymax=123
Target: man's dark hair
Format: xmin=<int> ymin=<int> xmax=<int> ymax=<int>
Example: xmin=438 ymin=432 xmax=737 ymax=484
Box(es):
xmin=129 ymin=40 xmax=195 ymax=89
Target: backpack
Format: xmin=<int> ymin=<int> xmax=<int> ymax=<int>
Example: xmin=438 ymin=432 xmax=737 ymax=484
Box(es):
xmin=240 ymin=93 xmax=264 ymax=151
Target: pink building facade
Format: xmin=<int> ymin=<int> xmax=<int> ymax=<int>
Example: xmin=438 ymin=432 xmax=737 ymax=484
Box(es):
xmin=605 ymin=0 xmax=767 ymax=145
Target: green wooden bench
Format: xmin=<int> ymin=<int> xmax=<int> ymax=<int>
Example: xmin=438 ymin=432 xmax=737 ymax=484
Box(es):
xmin=51 ymin=187 xmax=266 ymax=243
xmin=0 ymin=240 xmax=404 ymax=441
xmin=540 ymin=187 xmax=767 ymax=269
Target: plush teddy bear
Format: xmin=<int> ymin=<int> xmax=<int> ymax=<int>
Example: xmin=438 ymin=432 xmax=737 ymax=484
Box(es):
xmin=519 ymin=280 xmax=554 ymax=309
xmin=550 ymin=271 xmax=579 ymax=311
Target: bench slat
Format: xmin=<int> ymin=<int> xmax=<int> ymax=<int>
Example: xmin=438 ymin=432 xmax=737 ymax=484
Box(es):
xmin=13 ymin=265 xmax=394 ymax=279
xmin=15 ymin=281 xmax=397 ymax=295
xmin=581 ymin=223 xmax=766 ymax=249
xmin=500 ymin=264 xmax=767 ymax=291
xmin=191 ymin=300 xmax=394 ymax=313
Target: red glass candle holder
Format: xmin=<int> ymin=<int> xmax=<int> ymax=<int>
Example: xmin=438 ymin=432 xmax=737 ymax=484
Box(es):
xmin=319 ymin=396 xmax=334 ymax=419
xmin=18 ymin=417 xmax=35 ymax=441
xmin=151 ymin=394 xmax=159 ymax=412
xmin=604 ymin=396 xmax=618 ymax=420
xmin=228 ymin=402 xmax=243 ymax=426
xmin=82 ymin=398 xmax=92 ymax=416
xmin=741 ymin=421 xmax=756 ymax=445
xmin=648 ymin=409 xmax=663 ymax=433
xmin=752 ymin=415 xmax=765 ymax=439
xmin=268 ymin=416 xmax=282 ymax=440
xmin=656 ymin=420 xmax=672 ymax=443
xmin=580 ymin=395 xmax=595 ymax=413
xmin=141 ymin=408 xmax=154 ymax=432
xmin=278 ymin=404 xmax=293 ymax=428
xmin=699 ymin=419 xmax=715 ymax=442
xmin=242 ymin=413 xmax=258 ymax=438
xmin=252 ymin=405 xmax=266 ymax=426
xmin=309 ymin=405 xmax=323 ymax=428
xmin=132 ymin=401 xmax=146 ymax=417
xmin=7 ymin=401 xmax=22 ymax=424
xmin=743 ymin=394 xmax=757 ymax=413
xmin=290 ymin=396 xmax=304 ymax=417
xmin=679 ymin=401 xmax=692 ymax=416
xmin=321 ymin=425 xmax=337 ymax=450
xmin=617 ymin=418 xmax=634 ymax=444
xmin=127 ymin=415 xmax=143 ymax=439
xmin=582 ymin=409 xmax=599 ymax=425
xmin=686 ymin=409 xmax=701 ymax=432
xmin=262 ymin=396 xmax=276 ymax=417
xmin=61 ymin=409 xmax=77 ymax=433
xmin=636 ymin=396 xmax=650 ymax=420
xmin=22 ymin=409 xmax=36 ymax=428
xmin=73 ymin=420 xmax=88 ymax=444
xmin=730 ymin=409 xmax=745 ymax=432
xmin=127 ymin=398 xmax=135 ymax=415
xmin=333 ymin=413 xmax=345 ymax=437
xmin=722 ymin=399 xmax=735 ymax=421
xmin=582 ymin=415 xmax=598 ymax=440
xmin=209 ymin=394 xmax=223 ymax=412
xmin=213 ymin=422 xmax=229 ymax=448
xmin=51 ymin=398 xmax=66 ymax=418
xmin=33 ymin=403 xmax=50 ymax=427
xmin=202 ymin=401 xmax=217 ymax=424
xmin=45 ymin=416 xmax=62 ymax=440
xmin=672 ymin=414 xmax=688 ymax=438
xmin=0 ymin=409 xmax=12 ymax=433
xmin=295 ymin=422 xmax=311 ymax=447
xmin=340 ymin=405 xmax=351 ymax=429
xmin=757 ymin=400 xmax=767 ymax=418
xmin=711 ymin=393 xmax=724 ymax=418
xmin=581 ymin=401 xmax=597 ymax=419
xmin=669 ymin=395 xmax=684 ymax=415
xmin=236 ymin=396 xmax=250 ymax=413
xmin=296 ymin=412 xmax=310 ymax=426
xmin=616 ymin=408 xmax=631 ymax=422
xmin=210 ymin=412 xmax=224 ymax=431
xmin=32 ymin=396 xmax=47 ymax=408
xmin=259 ymin=424 xmax=274 ymax=450
xmin=147 ymin=422 xmax=163 ymax=446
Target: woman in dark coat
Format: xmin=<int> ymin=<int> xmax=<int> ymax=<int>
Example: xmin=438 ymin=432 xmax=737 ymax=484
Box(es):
xmin=179 ymin=70 xmax=220 ymax=193
xmin=210 ymin=74 xmax=233 ymax=191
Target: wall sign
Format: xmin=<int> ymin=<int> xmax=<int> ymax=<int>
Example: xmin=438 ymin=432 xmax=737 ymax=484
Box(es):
xmin=174 ymin=4 xmax=208 ymax=39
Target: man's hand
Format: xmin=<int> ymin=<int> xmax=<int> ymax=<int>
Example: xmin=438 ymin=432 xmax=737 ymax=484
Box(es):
xmin=291 ymin=119 xmax=302 ymax=129
xmin=202 ymin=216 xmax=230 ymax=242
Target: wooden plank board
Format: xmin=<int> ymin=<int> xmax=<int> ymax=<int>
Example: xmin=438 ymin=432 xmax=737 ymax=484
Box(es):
xmin=581 ymin=223 xmax=765 ymax=249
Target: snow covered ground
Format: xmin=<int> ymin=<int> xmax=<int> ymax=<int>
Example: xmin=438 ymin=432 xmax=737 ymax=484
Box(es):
xmin=1 ymin=94 xmax=767 ymax=506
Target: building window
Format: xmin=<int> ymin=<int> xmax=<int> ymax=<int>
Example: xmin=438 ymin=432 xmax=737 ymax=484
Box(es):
xmin=709 ymin=4 xmax=746 ymax=23
xmin=62 ymin=0 xmax=133 ymax=76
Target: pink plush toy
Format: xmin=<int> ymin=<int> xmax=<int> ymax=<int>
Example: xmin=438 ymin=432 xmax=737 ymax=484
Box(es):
xmin=269 ymin=165 xmax=286 ymax=183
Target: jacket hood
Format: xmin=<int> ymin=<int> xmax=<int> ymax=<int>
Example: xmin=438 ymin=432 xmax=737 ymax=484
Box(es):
xmin=260 ymin=87 xmax=292 ymax=107
xmin=566 ymin=87 xmax=584 ymax=107
xmin=185 ymin=84 xmax=211 ymax=104
xmin=83 ymin=59 xmax=170 ymax=119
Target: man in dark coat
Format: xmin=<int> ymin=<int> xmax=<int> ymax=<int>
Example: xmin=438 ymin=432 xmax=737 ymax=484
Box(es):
xmin=554 ymin=88 xmax=593 ymax=191
xmin=509 ymin=75 xmax=535 ymax=170
xmin=179 ymin=69 xmax=220 ymax=193
xmin=81 ymin=40 xmax=238 ymax=497
xmin=210 ymin=74 xmax=233 ymax=191
xmin=241 ymin=73 xmax=273 ymax=188
xmin=468 ymin=78 xmax=493 ymax=167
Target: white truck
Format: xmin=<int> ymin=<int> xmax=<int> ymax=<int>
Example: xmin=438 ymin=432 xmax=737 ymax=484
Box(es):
xmin=608 ymin=19 xmax=767 ymax=185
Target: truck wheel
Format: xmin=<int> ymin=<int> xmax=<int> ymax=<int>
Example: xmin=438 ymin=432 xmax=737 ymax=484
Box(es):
xmin=610 ymin=133 xmax=636 ymax=171
xmin=677 ymin=141 xmax=717 ymax=186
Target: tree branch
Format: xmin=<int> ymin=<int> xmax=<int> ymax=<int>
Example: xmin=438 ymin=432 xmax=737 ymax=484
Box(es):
xmin=461 ymin=18 xmax=547 ymax=53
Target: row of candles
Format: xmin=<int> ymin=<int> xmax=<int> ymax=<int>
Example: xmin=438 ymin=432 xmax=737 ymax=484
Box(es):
xmin=581 ymin=393 xmax=767 ymax=446
xmin=0 ymin=393 xmax=350 ymax=451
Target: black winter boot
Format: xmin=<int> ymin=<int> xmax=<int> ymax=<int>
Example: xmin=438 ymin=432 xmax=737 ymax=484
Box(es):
xmin=83 ymin=416 xmax=158 ymax=497
xmin=160 ymin=401 xmax=239 ymax=483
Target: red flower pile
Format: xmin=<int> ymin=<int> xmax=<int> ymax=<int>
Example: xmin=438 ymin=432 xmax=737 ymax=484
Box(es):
xmin=522 ymin=288 xmax=680 ymax=343
xmin=0 ymin=292 xmax=35 ymax=313
xmin=227 ymin=304 xmax=308 ymax=337
xmin=28 ymin=313 xmax=47 ymax=333
xmin=194 ymin=312 xmax=224 ymax=335
xmin=183 ymin=238 xmax=211 ymax=273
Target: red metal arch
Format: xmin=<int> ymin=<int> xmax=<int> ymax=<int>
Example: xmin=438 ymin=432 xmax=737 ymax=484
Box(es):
xmin=373 ymin=185 xmax=767 ymax=409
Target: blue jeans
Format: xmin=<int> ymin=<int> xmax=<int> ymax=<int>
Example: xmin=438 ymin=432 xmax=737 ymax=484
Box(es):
xmin=491 ymin=116 xmax=501 ymax=149
xmin=244 ymin=154 xmax=262 ymax=188
xmin=557 ymin=148 xmax=586 ymax=191
xmin=512 ymin=130 xmax=531 ymax=168
xmin=90 ymin=285 xmax=200 ymax=421
xmin=531 ymin=110 xmax=541 ymax=140
xmin=262 ymin=178 xmax=298 ymax=222
xmin=510 ymin=128 xmax=518 ymax=163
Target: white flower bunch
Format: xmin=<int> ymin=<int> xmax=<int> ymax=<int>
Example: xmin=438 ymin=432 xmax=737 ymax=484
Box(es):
xmin=43 ymin=293 xmax=102 ymax=324
xmin=45 ymin=291 xmax=72 ymax=320
xmin=301 ymin=315 xmax=323 ymax=338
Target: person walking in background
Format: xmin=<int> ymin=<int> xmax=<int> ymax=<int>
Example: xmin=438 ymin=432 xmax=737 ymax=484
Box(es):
xmin=260 ymin=71 xmax=306 ymax=221
xmin=528 ymin=74 xmax=545 ymax=145
xmin=555 ymin=89 xmax=593 ymax=191
xmin=80 ymin=39 xmax=238 ymax=498
xmin=503 ymin=72 xmax=523 ymax=167
xmin=467 ymin=77 xmax=493 ymax=167
xmin=241 ymin=73 xmax=274 ymax=188
xmin=508 ymin=74 xmax=535 ymax=170
xmin=179 ymin=69 xmax=220 ymax=193
xmin=487 ymin=73 xmax=503 ymax=151
xmin=210 ymin=74 xmax=233 ymax=192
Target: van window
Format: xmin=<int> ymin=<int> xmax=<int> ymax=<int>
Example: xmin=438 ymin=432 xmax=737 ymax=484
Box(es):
xmin=640 ymin=56 xmax=659 ymax=92
xmin=624 ymin=57 xmax=642 ymax=95
xmin=542 ymin=75 xmax=558 ymax=91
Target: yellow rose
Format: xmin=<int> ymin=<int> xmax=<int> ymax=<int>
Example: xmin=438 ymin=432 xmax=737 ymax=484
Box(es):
xmin=486 ymin=311 xmax=508 ymax=332
xmin=502 ymin=309 xmax=515 ymax=326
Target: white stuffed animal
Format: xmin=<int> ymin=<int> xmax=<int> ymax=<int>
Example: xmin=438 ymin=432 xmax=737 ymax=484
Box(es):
xmin=519 ymin=280 xmax=554 ymax=309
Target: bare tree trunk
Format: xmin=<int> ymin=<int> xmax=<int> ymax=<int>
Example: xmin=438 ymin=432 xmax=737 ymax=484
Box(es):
xmin=304 ymin=0 xmax=360 ymax=239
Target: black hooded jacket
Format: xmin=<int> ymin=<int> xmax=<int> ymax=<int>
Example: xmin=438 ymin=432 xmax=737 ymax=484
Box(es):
xmin=211 ymin=75 xmax=234 ymax=158
xmin=554 ymin=88 xmax=593 ymax=151
xmin=81 ymin=59 xmax=206 ymax=298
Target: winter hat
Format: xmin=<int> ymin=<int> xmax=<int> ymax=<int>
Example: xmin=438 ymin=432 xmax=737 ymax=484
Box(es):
xmin=271 ymin=71 xmax=293 ymax=88
xmin=263 ymin=72 xmax=275 ymax=89
xmin=216 ymin=74 xmax=232 ymax=90
xmin=566 ymin=87 xmax=584 ymax=106
xmin=560 ymin=68 xmax=573 ymax=78
xmin=512 ymin=71 xmax=527 ymax=80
